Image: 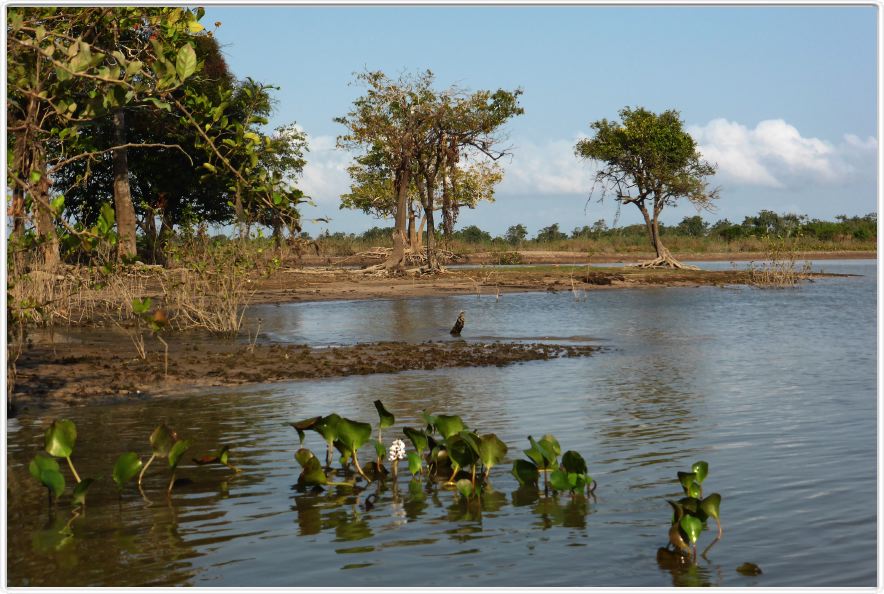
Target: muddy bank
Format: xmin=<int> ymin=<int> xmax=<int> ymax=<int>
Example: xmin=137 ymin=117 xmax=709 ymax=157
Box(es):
xmin=300 ymin=249 xmax=876 ymax=267
xmin=11 ymin=335 xmax=598 ymax=412
xmin=242 ymin=264 xmax=850 ymax=304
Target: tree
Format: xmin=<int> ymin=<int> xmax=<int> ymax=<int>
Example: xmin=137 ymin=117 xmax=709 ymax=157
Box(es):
xmin=575 ymin=107 xmax=719 ymax=269
xmin=455 ymin=225 xmax=492 ymax=244
xmin=505 ymin=224 xmax=528 ymax=245
xmin=675 ymin=215 xmax=708 ymax=237
xmin=7 ymin=7 xmax=209 ymax=267
xmin=535 ymin=223 xmax=567 ymax=243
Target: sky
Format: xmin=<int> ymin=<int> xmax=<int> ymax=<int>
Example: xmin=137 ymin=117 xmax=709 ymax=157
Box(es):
xmin=204 ymin=5 xmax=878 ymax=237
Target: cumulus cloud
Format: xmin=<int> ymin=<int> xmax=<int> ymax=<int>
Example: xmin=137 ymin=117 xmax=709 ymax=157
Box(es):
xmin=497 ymin=136 xmax=595 ymax=195
xmin=688 ymin=118 xmax=876 ymax=188
xmin=299 ymin=134 xmax=353 ymax=204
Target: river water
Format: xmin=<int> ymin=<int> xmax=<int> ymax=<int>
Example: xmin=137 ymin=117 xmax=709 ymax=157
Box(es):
xmin=6 ymin=260 xmax=877 ymax=587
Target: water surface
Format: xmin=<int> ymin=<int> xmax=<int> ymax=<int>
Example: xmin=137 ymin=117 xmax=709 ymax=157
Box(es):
xmin=6 ymin=260 xmax=876 ymax=586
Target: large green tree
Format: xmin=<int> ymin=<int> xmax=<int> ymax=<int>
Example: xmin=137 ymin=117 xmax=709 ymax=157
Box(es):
xmin=575 ymin=107 xmax=719 ymax=269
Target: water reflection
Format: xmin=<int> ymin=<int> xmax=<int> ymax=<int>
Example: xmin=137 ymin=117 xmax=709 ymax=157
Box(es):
xmin=655 ymin=547 xmax=723 ymax=587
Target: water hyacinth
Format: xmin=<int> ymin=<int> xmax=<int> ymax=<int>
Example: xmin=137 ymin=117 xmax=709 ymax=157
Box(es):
xmin=389 ymin=439 xmax=406 ymax=479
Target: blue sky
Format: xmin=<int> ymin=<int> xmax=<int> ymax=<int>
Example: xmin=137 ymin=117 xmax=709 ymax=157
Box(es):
xmin=205 ymin=5 xmax=878 ymax=236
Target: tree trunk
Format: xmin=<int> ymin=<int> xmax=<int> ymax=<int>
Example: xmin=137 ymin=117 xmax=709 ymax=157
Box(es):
xmin=383 ymin=163 xmax=410 ymax=271
xmin=634 ymin=201 xmax=698 ymax=269
xmin=441 ymin=171 xmax=453 ymax=237
xmin=112 ymin=108 xmax=138 ymax=260
xmin=234 ymin=182 xmax=248 ymax=240
xmin=10 ymin=185 xmax=27 ymax=273
xmin=29 ymin=145 xmax=59 ymax=270
xmin=415 ymin=214 xmax=426 ymax=251
xmin=407 ymin=203 xmax=417 ymax=250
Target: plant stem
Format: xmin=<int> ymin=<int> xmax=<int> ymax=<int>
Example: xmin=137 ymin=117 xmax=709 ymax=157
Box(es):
xmin=471 ymin=464 xmax=476 ymax=488
xmin=65 ymin=456 xmax=81 ymax=483
xmin=167 ymin=471 xmax=176 ymax=497
xmin=138 ymin=453 xmax=156 ymax=487
xmin=351 ymin=452 xmax=370 ymax=482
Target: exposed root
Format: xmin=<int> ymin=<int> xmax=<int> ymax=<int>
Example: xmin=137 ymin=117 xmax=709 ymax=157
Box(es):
xmin=634 ymin=253 xmax=700 ymax=270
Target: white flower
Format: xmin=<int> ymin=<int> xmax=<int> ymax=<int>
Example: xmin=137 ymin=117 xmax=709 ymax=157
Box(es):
xmin=388 ymin=439 xmax=406 ymax=462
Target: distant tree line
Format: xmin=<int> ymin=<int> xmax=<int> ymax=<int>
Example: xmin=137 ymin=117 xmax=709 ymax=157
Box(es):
xmin=312 ymin=211 xmax=876 ymax=246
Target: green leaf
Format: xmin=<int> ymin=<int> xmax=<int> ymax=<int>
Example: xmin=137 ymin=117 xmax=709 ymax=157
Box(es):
xmin=44 ymin=419 xmax=77 ymax=458
xmin=455 ymin=478 xmax=474 ymax=499
xmin=687 ymin=481 xmax=702 ymax=499
xmin=511 ymin=459 xmax=539 ymax=487
xmin=30 ymin=454 xmax=65 ymax=499
xmin=149 ymin=423 xmax=177 ymax=457
xmin=433 ymin=415 xmax=465 ymax=439
xmin=335 ymin=417 xmax=372 ymax=454
xmin=372 ymin=439 xmax=385 ymax=459
xmin=187 ymin=20 xmax=205 ymax=33
xmin=549 ymin=469 xmax=571 ymax=492
xmin=539 ymin=434 xmax=561 ymax=457
xmin=49 ymin=195 xmax=64 ymax=215
xmin=168 ymin=439 xmax=191 ymax=470
xmin=202 ymin=162 xmax=217 ymax=173
xmin=446 ymin=432 xmax=480 ymax=469
xmin=478 ymin=433 xmax=507 ymax=470
xmin=290 ymin=416 xmax=322 ymax=445
xmin=402 ymin=427 xmax=428 ymax=453
xmin=561 ymin=450 xmax=587 ymax=475
xmin=299 ymin=457 xmax=327 ymax=486
xmin=29 ymin=170 xmax=41 ymax=184
xmin=700 ymin=493 xmax=722 ymax=521
xmin=295 ymin=448 xmax=316 ymax=467
xmin=691 ymin=460 xmax=709 ymax=484
xmin=314 ymin=414 xmax=341 ymax=446
xmin=406 ymin=451 xmax=422 ymax=476
xmin=72 ymin=477 xmax=96 ymax=505
xmin=175 ymin=43 xmax=197 ymax=81
xmin=677 ymin=471 xmax=698 ymax=494
xmin=680 ymin=515 xmax=703 ymax=545
xmin=125 ymin=60 xmax=143 ymax=78
xmin=112 ymin=452 xmax=142 ymax=489
xmin=144 ymin=97 xmax=171 ymax=111
xmin=132 ymin=297 xmax=151 ymax=315
xmin=525 ymin=435 xmax=556 ymax=470
xmin=373 ymin=400 xmax=394 ymax=429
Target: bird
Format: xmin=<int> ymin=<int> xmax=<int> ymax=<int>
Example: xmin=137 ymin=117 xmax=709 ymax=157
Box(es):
xmin=450 ymin=311 xmax=465 ymax=336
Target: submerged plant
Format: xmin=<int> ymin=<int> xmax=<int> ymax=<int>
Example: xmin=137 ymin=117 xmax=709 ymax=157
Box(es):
xmin=512 ymin=435 xmax=595 ymax=497
xmin=333 ymin=417 xmax=373 ymax=481
xmin=290 ymin=414 xmax=342 ymax=468
xmin=294 ymin=448 xmax=353 ymax=488
xmin=665 ymin=460 xmax=723 ymax=561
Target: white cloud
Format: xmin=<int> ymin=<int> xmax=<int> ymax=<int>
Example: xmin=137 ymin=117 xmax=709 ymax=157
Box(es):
xmin=299 ymin=134 xmax=353 ymax=204
xmin=498 ymin=136 xmax=595 ymax=195
xmin=688 ymin=118 xmax=876 ymax=188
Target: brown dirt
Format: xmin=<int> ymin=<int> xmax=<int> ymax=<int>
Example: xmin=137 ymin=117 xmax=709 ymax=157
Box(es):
xmin=11 ymin=335 xmax=598 ymax=413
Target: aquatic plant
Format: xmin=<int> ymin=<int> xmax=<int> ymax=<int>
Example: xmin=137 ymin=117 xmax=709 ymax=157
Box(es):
xmin=388 ymin=439 xmax=406 ymax=479
xmin=290 ymin=414 xmax=341 ymax=467
xmin=193 ymin=445 xmax=243 ymax=473
xmin=112 ymin=452 xmax=143 ymax=491
xmin=166 ymin=438 xmax=192 ymax=496
xmin=31 ymin=419 xmax=96 ymax=506
xmin=512 ymin=435 xmax=594 ymax=497
xmin=138 ymin=422 xmax=177 ymax=487
xmin=332 ymin=417 xmax=373 ymax=481
xmin=665 ymin=460 xmax=723 ymax=561
xmin=294 ymin=447 xmax=353 ymax=488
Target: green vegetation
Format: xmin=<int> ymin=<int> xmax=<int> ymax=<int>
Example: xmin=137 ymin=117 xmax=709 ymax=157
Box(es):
xmin=666 ymin=461 xmax=723 ymax=561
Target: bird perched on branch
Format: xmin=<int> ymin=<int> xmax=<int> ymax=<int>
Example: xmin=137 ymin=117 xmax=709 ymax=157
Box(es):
xmin=450 ymin=311 xmax=465 ymax=336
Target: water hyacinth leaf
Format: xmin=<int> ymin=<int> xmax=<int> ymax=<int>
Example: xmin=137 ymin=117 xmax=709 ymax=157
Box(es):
xmin=667 ymin=499 xmax=684 ymax=525
xmin=44 ymin=419 xmax=77 ymax=458
xmin=526 ymin=435 xmax=556 ymax=469
xmin=150 ymin=423 xmax=177 ymax=458
xmin=193 ymin=445 xmax=231 ymax=466
xmin=112 ymin=452 xmax=142 ymax=489
xmin=29 ymin=453 xmax=60 ymax=480
xmin=561 ymin=450 xmax=587 ymax=475
xmin=691 ymin=460 xmax=709 ymax=484
xmin=688 ymin=481 xmax=702 ymax=499
xmin=72 ymin=478 xmax=95 ymax=506
xmin=406 ymin=451 xmax=422 ymax=476
xmin=680 ymin=515 xmax=703 ymax=545
xmin=333 ymin=439 xmax=351 ymax=465
xmin=402 ymin=427 xmax=428 ymax=453
xmin=455 ymin=478 xmax=474 ymax=499
xmin=549 ymin=469 xmax=571 ymax=492
xmin=168 ymin=439 xmax=191 ymax=470
xmin=433 ymin=415 xmax=465 ymax=439
xmin=569 ymin=472 xmax=587 ymax=491
xmin=373 ymin=400 xmax=394 ymax=429
xmin=29 ymin=454 xmax=65 ymax=499
xmin=700 ymin=493 xmax=722 ymax=520
xmin=300 ymin=457 xmax=328 ymax=486
xmin=677 ymin=471 xmax=697 ymax=493
xmin=289 ymin=416 xmax=322 ymax=445
xmin=295 ymin=448 xmax=316 ymax=468
xmin=336 ymin=418 xmax=372 ymax=454
xmin=512 ymin=459 xmax=539 ymax=487
xmin=419 ymin=411 xmax=437 ymax=432
xmin=539 ymin=434 xmax=561 ymax=457
xmin=677 ymin=496 xmax=702 ymax=517
xmin=372 ymin=439 xmax=385 ymax=459
xmin=446 ymin=433 xmax=479 ymax=469
xmin=478 ymin=433 xmax=508 ymax=470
